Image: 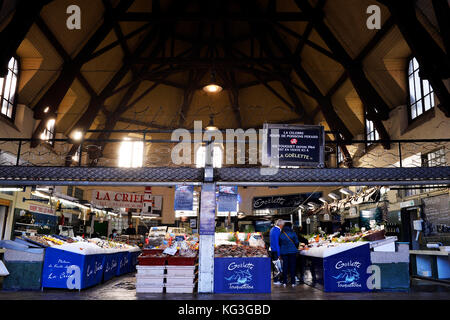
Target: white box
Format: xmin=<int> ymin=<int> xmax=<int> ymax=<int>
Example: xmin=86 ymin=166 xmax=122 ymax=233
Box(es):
xmin=136 ymin=266 xmax=165 ymax=276
xmin=136 ymin=285 xmax=164 ymax=293
xmin=166 ymin=265 xmax=196 ymax=276
xmin=136 ymin=275 xmax=164 ymax=285
xmin=165 ymin=276 xmax=196 ymax=285
xmin=165 ymin=284 xmax=196 ymax=293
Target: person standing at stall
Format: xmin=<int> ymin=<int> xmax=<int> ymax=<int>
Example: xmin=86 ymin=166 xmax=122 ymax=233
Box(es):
xmin=269 ymin=219 xmax=285 ymax=285
xmin=280 ymin=222 xmax=299 ymax=287
xmin=125 ymin=223 xmax=136 ymax=235
xmin=294 ymin=225 xmax=309 ymax=284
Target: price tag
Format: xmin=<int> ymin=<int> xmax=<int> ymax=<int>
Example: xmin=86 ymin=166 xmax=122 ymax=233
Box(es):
xmin=163 ymin=247 xmax=177 ymax=256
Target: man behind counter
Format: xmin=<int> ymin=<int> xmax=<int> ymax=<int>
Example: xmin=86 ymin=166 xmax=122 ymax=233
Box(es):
xmin=125 ymin=223 xmax=136 ymax=235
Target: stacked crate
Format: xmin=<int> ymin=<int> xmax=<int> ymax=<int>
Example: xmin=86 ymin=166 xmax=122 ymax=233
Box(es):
xmin=136 ymin=250 xmax=166 ymax=293
xmin=136 ymin=265 xmax=165 ymax=293
xmin=136 ymin=251 xmax=198 ymax=293
xmin=165 ymin=258 xmax=197 ymax=293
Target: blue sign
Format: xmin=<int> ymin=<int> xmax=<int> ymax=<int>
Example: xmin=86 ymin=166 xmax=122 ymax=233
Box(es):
xmin=323 ymin=243 xmax=371 ymax=292
xmin=218 ymin=193 xmax=238 ymax=212
xmin=199 ymin=184 xmax=216 ymax=235
xmin=174 ymin=185 xmax=194 ymax=211
xmin=218 ymin=186 xmax=238 ymax=194
xmin=116 ymin=251 xmax=130 ymax=276
xmin=214 ymin=257 xmax=271 ymax=294
xmin=103 ymin=253 xmax=120 ymax=282
xmin=42 ymin=247 xmax=104 ymax=290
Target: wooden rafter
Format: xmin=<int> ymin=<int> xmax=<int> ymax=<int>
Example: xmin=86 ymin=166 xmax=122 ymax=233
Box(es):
xmin=31 ymin=0 xmax=135 ymax=148
xmin=378 ymin=0 xmax=450 ymax=117
xmin=0 ymin=0 xmax=51 ymax=77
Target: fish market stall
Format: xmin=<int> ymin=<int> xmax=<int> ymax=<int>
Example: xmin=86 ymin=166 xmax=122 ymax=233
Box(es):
xmin=214 ymin=232 xmax=271 ymax=294
xmin=9 ymin=235 xmax=141 ymax=290
xmin=299 ymin=230 xmax=409 ymax=292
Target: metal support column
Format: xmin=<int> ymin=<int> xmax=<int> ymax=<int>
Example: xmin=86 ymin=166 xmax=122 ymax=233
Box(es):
xmin=198 ymin=139 xmax=215 ymax=293
xmin=198 ymin=182 xmax=216 ymax=293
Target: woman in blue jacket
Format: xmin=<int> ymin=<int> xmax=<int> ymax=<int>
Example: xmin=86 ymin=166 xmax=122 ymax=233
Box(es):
xmin=279 ymin=222 xmax=300 ymax=286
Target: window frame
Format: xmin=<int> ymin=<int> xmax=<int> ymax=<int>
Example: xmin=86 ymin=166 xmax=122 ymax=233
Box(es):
xmin=118 ymin=138 xmax=144 ymax=168
xmin=0 ymin=55 xmax=20 ymax=123
xmin=406 ymin=56 xmax=435 ymax=123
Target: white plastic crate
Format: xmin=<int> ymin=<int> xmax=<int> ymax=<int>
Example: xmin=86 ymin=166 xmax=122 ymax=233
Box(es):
xmin=136 ymin=285 xmax=164 ymax=293
xmin=165 ymin=265 xmax=196 ymax=276
xmin=165 ymin=284 xmax=196 ymax=293
xmin=136 ymin=265 xmax=165 ymax=276
xmin=136 ymin=275 xmax=164 ymax=285
xmin=165 ymin=275 xmax=196 ymax=285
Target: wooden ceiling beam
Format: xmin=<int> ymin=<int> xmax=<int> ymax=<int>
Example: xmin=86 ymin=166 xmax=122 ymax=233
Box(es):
xmin=64 ymin=26 xmax=162 ymax=165
xmin=254 ymin=29 xmax=311 ymax=123
xmin=35 ymin=16 xmax=99 ymax=99
xmin=86 ymin=24 xmax=176 ymax=166
xmin=31 ymin=0 xmax=135 ymax=148
xmin=296 ymin=0 xmax=391 ymax=120
xmin=262 ymin=20 xmax=354 ymax=142
xmin=431 ymin=0 xmax=450 ymax=55
xmin=0 ymin=0 xmax=51 ymax=77
xmin=89 ymin=22 xmax=152 ymax=61
xmin=135 ymin=56 xmax=306 ymax=66
xmin=295 ymin=0 xmax=391 ymax=149
xmin=378 ymin=0 xmax=450 ymax=117
xmin=116 ymin=12 xmax=309 ymax=22
xmin=272 ymin=21 xmax=338 ymax=62
xmin=32 ymin=0 xmax=134 ymax=121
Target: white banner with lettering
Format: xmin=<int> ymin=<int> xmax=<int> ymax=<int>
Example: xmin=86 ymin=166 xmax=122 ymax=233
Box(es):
xmin=91 ymin=190 xmax=144 ymax=209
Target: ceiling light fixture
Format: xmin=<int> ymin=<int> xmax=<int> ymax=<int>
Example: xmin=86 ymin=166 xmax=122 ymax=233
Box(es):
xmin=319 ymin=197 xmax=329 ymax=204
xmin=339 ymin=188 xmax=354 ymax=196
xmin=205 ymin=114 xmax=219 ymax=131
xmin=203 ymin=69 xmax=222 ymax=94
xmin=328 ymin=193 xmax=340 ymax=200
xmin=72 ymin=130 xmax=83 ymax=141
xmin=43 ymin=106 xmax=50 ymax=113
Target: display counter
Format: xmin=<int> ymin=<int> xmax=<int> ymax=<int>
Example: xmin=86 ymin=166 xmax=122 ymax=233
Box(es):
xmin=214 ymin=257 xmax=271 ymax=294
xmin=300 ymin=242 xmax=372 ymax=292
xmin=299 ymin=237 xmax=410 ymax=292
xmin=410 ymin=249 xmax=450 ymax=282
xmin=41 ymin=247 xmax=105 ymax=290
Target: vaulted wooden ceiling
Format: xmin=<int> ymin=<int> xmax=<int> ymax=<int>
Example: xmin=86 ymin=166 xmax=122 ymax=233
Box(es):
xmin=1 ymin=0 xmax=449 ymax=166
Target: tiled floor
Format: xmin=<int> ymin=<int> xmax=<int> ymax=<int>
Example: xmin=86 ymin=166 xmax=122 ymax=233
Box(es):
xmin=0 ymin=274 xmax=449 ymax=300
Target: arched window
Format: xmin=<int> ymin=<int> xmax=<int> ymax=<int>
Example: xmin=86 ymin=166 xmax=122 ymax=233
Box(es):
xmin=408 ymin=57 xmax=435 ymax=120
xmin=0 ymin=57 xmax=19 ymax=119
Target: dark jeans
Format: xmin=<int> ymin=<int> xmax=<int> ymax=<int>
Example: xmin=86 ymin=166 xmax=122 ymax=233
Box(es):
xmin=281 ymin=253 xmax=297 ymax=285
xmin=296 ymin=254 xmax=305 ymax=281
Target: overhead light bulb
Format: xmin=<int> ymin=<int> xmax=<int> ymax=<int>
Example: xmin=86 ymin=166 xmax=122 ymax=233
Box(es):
xmin=203 ymin=84 xmax=223 ymax=93
xmin=307 ymin=202 xmax=318 ymax=209
xmin=340 ymin=188 xmax=354 ymax=196
xmin=203 ymin=69 xmax=222 ymax=94
xmin=205 ymin=114 xmax=218 ymax=131
xmin=72 ymin=130 xmax=83 ymax=141
xmin=328 ymin=193 xmax=340 ymax=200
xmin=319 ymin=197 xmax=329 ymax=204
xmin=43 ymin=107 xmax=50 ymax=113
